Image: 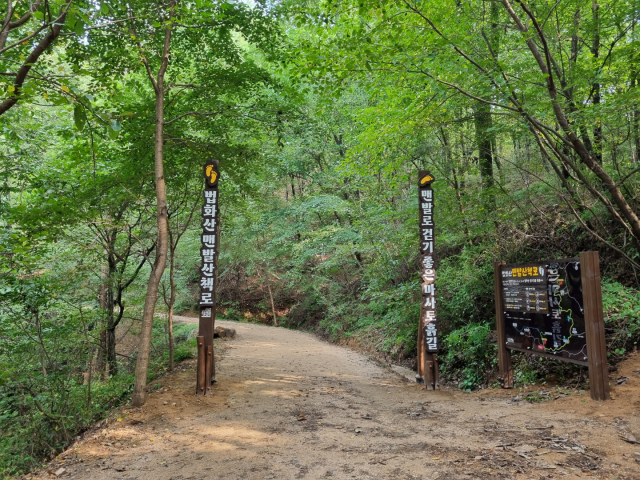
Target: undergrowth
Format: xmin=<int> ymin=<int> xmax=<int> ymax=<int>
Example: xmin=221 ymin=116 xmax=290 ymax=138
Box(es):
xmin=0 ymin=318 xmax=197 ymax=478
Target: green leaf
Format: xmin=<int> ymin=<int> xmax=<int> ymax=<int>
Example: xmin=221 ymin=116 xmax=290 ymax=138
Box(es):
xmin=74 ymin=20 xmax=85 ymax=37
xmin=107 ymin=124 xmax=119 ymax=140
xmin=73 ymin=104 xmax=86 ymax=131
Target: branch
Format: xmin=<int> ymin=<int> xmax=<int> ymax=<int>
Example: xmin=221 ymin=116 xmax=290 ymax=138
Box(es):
xmin=128 ymin=6 xmax=157 ymax=91
xmin=0 ymin=9 xmax=66 ymax=56
xmin=618 ymin=166 xmax=640 ymax=186
xmin=0 ymin=0 xmax=71 ymax=115
xmin=8 ymin=0 xmax=42 ymax=29
xmin=566 ymin=201 xmax=640 ymax=269
xmin=163 ymin=110 xmax=223 ymax=125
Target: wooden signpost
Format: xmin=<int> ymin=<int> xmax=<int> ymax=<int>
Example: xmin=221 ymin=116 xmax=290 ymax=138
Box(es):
xmin=196 ymin=160 xmax=220 ymax=396
xmin=417 ymin=171 xmax=438 ymax=389
xmin=494 ymin=252 xmax=609 ymax=401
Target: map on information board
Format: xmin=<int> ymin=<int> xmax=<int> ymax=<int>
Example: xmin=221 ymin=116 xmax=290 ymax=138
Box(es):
xmin=501 ymin=259 xmax=587 ymax=363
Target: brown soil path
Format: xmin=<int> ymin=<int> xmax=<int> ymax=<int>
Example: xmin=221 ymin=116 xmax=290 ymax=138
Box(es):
xmin=35 ymin=319 xmax=640 ymax=480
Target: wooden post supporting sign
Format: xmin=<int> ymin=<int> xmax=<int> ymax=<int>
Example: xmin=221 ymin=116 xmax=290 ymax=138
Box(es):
xmin=196 ymin=160 xmax=220 ymax=395
xmin=580 ymin=252 xmax=610 ymax=401
xmin=417 ymin=171 xmax=438 ymax=389
xmin=493 ymin=261 xmax=514 ymax=388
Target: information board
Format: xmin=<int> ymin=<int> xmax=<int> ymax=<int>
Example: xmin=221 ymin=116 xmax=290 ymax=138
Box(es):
xmin=501 ymin=259 xmax=587 ymax=363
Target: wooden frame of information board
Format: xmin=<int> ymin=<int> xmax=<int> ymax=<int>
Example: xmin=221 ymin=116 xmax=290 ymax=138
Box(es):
xmin=196 ymin=160 xmax=221 ymax=396
xmin=417 ymin=170 xmax=438 ymax=389
xmin=494 ymin=251 xmax=609 ymax=401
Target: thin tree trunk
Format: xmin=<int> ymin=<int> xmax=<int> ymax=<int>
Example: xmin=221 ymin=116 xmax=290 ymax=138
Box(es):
xmin=474 ymin=101 xmax=495 ymax=197
xmin=632 ymin=19 xmax=640 ymax=163
xmin=131 ymin=14 xmax=173 ymax=407
xmin=167 ymin=232 xmax=176 ymax=371
xmin=131 ymin=83 xmax=169 ymax=406
xmin=267 ymin=279 xmax=277 ymax=327
xmin=34 ymin=309 xmax=47 ymax=377
xmin=452 ymin=165 xmax=469 ymax=238
xmin=106 ymin=258 xmax=117 ymax=376
xmin=78 ymin=308 xmax=93 ymax=411
xmin=591 ymin=1 xmax=602 ymax=163
xmin=96 ymin=261 xmax=108 ymax=378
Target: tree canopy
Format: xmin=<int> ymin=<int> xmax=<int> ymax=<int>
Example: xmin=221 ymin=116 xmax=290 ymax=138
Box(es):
xmin=1 ymin=0 xmax=640 ymax=475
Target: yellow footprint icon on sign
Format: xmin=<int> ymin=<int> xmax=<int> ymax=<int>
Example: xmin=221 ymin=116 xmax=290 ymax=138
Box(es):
xmin=420 ymin=174 xmax=434 ymax=185
xmin=205 ymin=164 xmax=218 ymax=184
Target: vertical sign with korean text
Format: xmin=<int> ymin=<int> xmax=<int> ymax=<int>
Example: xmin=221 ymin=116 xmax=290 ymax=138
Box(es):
xmin=419 ymin=171 xmax=437 ymax=355
xmin=200 ymin=161 xmax=219 ymax=308
xmin=418 ymin=170 xmax=438 ymax=388
xmin=197 ymin=160 xmax=220 ymax=395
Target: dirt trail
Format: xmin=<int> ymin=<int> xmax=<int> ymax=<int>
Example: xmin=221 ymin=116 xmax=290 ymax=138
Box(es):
xmin=35 ymin=319 xmax=640 ymax=480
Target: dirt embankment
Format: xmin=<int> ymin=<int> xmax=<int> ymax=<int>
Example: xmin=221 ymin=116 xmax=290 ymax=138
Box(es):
xmin=31 ymin=319 xmax=640 ymax=480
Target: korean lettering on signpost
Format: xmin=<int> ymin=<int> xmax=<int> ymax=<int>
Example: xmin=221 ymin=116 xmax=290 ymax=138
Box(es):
xmin=197 ymin=160 xmax=220 ymax=395
xmin=200 ymin=161 xmax=219 ymax=309
xmin=419 ymin=171 xmax=437 ymax=356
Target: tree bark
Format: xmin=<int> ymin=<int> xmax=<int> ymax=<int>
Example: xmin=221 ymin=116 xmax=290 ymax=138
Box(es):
xmin=632 ymin=19 xmax=640 ymax=163
xmin=131 ymin=14 xmax=173 ymax=407
xmin=106 ymin=249 xmax=117 ymax=376
xmin=131 ymin=83 xmax=169 ymax=406
xmin=96 ymin=260 xmax=108 ymax=378
xmin=267 ymin=278 xmax=277 ymax=327
xmin=591 ymin=1 xmax=602 ymax=163
xmin=474 ymin=101 xmax=495 ymax=199
xmin=167 ymin=230 xmax=176 ymax=371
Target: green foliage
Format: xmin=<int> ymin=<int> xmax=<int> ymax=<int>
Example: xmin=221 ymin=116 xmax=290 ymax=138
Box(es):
xmin=440 ymin=323 xmax=497 ymax=391
xmin=2 ymin=0 xmax=640 ymax=474
xmin=0 ymin=309 xmax=196 ymax=477
xmin=602 ymin=281 xmax=640 ymax=358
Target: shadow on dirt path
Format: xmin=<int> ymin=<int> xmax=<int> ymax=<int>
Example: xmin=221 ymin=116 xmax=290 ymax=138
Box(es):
xmin=33 ymin=319 xmax=640 ymax=480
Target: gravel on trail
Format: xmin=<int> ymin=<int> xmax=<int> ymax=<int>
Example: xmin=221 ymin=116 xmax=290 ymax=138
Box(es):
xmin=33 ymin=318 xmax=640 ymax=480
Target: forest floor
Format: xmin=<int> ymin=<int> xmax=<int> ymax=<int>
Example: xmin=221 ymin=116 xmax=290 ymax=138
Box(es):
xmin=29 ymin=318 xmax=640 ymax=480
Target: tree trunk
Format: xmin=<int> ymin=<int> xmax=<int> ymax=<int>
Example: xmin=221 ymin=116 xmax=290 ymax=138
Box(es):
xmin=591 ymin=1 xmax=602 ymax=163
xmin=96 ymin=262 xmax=108 ymax=378
xmin=34 ymin=309 xmax=47 ymax=377
xmin=131 ymin=34 xmax=172 ymax=405
xmin=474 ymin=101 xmax=495 ymax=200
xmin=266 ymin=279 xmax=277 ymax=327
xmin=632 ymin=20 xmax=640 ymax=163
xmin=106 ymin=257 xmax=117 ymax=376
xmin=167 ymin=232 xmax=176 ymax=371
